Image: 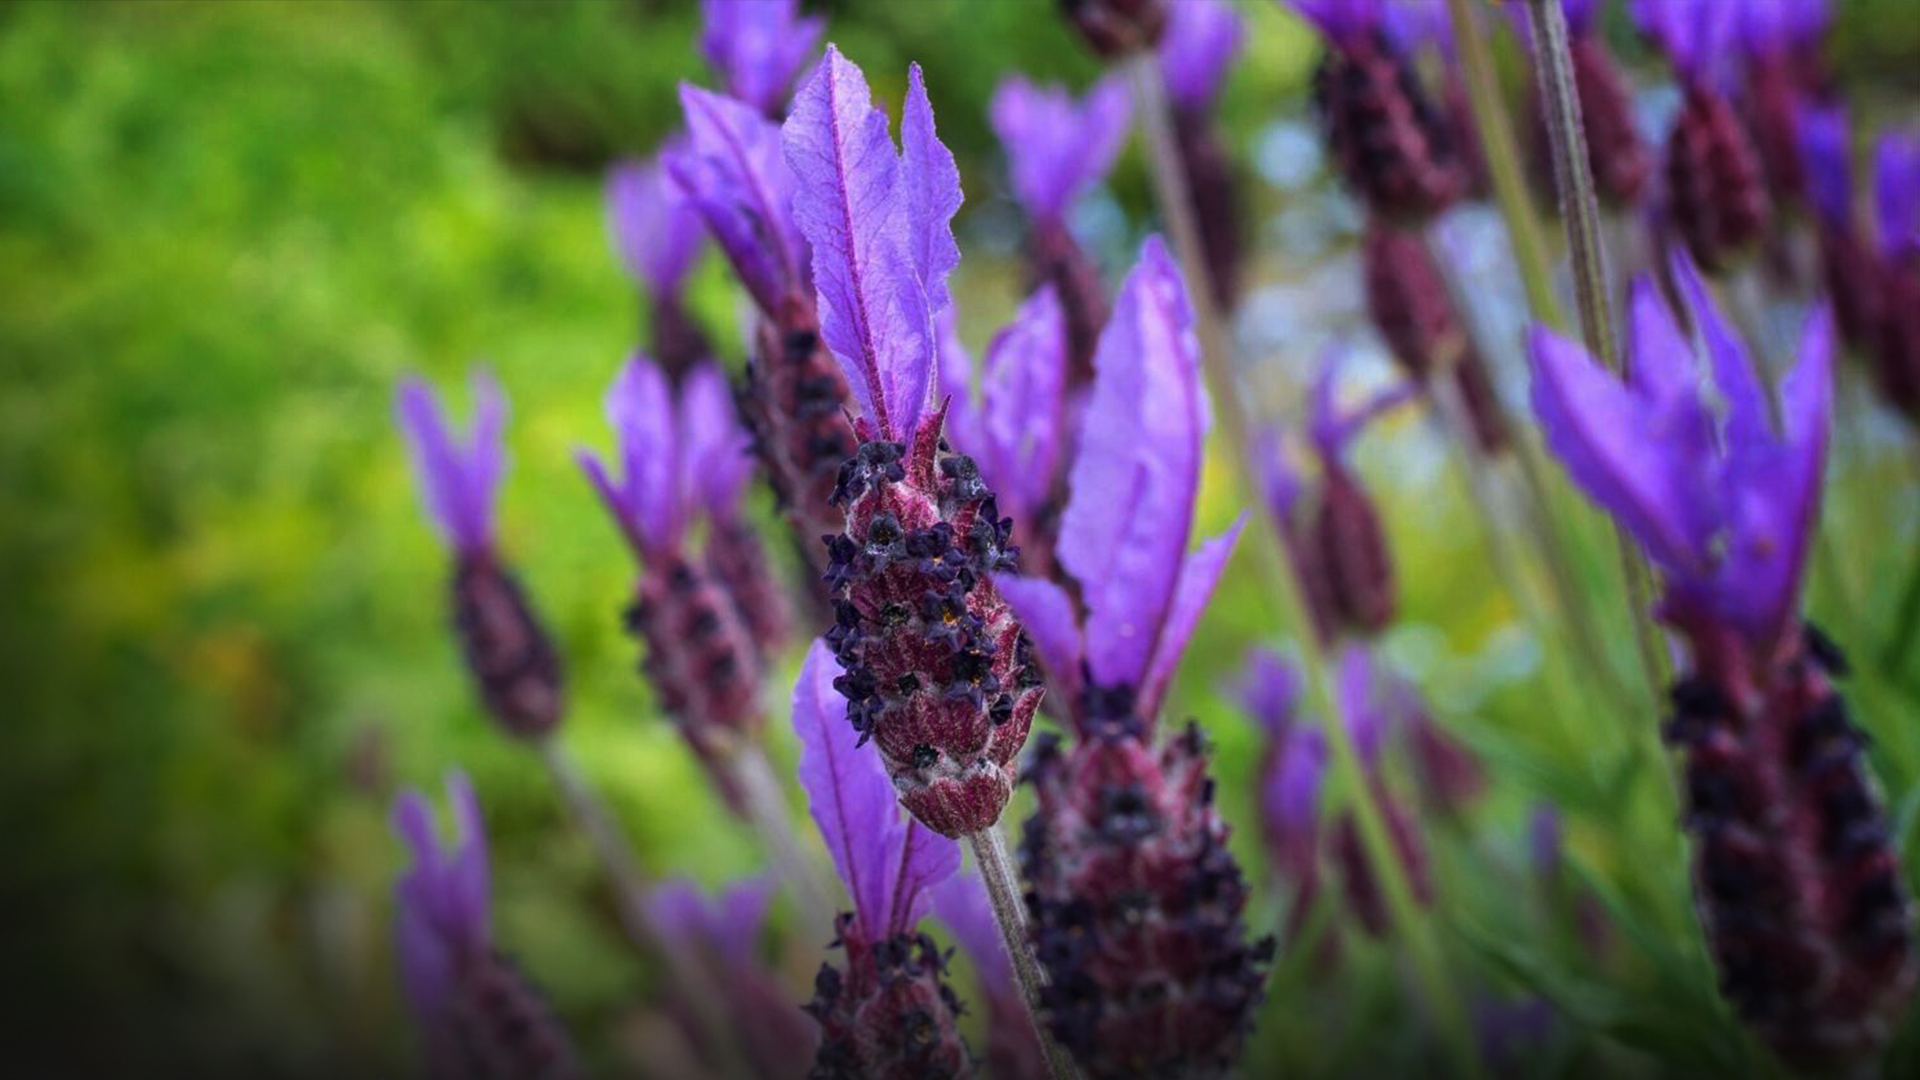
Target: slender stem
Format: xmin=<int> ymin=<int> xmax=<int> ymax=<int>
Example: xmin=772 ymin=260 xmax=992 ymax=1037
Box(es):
xmin=1882 ymin=532 xmax=1920 ymax=678
xmin=1128 ymin=53 xmax=1485 ymax=1080
xmin=1444 ymin=0 xmax=1566 ymax=333
xmin=965 ymin=827 xmax=1082 ymax=1080
xmin=1524 ymin=0 xmax=1672 ymax=703
xmin=732 ymin=745 xmax=839 ymax=933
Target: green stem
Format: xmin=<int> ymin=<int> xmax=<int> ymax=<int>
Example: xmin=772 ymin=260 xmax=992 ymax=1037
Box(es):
xmin=1883 ymin=536 xmax=1920 ymax=678
xmin=1127 ymin=53 xmax=1485 ymax=1080
xmin=966 ymin=827 xmax=1083 ymax=1080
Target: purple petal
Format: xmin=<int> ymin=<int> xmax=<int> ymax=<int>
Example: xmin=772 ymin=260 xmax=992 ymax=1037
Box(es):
xmin=699 ymin=0 xmax=823 ymax=117
xmin=1252 ymin=424 xmax=1306 ymax=522
xmin=901 ymin=63 xmax=964 ymax=319
xmin=607 ymin=148 xmax=707 ymax=296
xmin=1624 ymin=276 xmax=1697 ymax=404
xmin=792 ymin=638 xmax=897 ymax=937
xmin=1737 ymin=0 xmax=1828 ymax=55
xmin=672 ymin=83 xmax=808 ymax=318
xmin=974 ymin=285 xmax=1069 ymax=521
xmin=885 ymin=818 xmax=960 ymax=936
xmin=1630 ymin=0 xmax=1737 ymax=81
xmin=1797 ymin=101 xmax=1853 ymax=228
xmin=989 ymin=74 xmax=1132 ymax=223
xmin=929 ymin=871 xmax=1012 ymax=989
xmin=1160 ymin=0 xmax=1244 ymax=112
xmin=1058 ymin=236 xmax=1209 ymax=690
xmin=648 ymin=875 xmax=776 ymax=969
xmin=785 ymin=46 xmax=934 ymax=441
xmin=1334 ymin=643 xmax=1392 ymax=766
xmin=395 ymin=371 xmax=504 ymax=554
xmin=1877 ymin=130 xmax=1920 ymax=261
xmin=1231 ymin=646 xmax=1304 ymax=740
xmin=1526 ymin=324 xmax=1713 ymax=575
xmin=392 ymin=771 xmax=492 ymax=1020
xmin=1308 ymin=341 xmax=1415 ymax=460
xmin=1139 ymin=515 xmax=1246 ymax=721
xmin=1265 ymin=726 xmax=1328 ymax=836
xmin=992 ymin=572 xmax=1084 ymax=693
xmin=584 ymin=355 xmax=684 ymax=555
xmin=679 ymin=362 xmax=754 ymax=518
xmin=1670 ymin=250 xmax=1771 ymax=455
xmin=1285 ymin=0 xmax=1385 ymax=46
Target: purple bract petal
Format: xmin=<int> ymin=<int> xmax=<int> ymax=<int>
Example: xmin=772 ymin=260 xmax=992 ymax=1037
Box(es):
xmin=1265 ymin=725 xmax=1328 ymax=835
xmin=1307 ymin=341 xmax=1417 ymax=461
xmin=392 ymin=771 xmax=491 ymax=1021
xmin=989 ymin=74 xmax=1132 ymax=224
xmin=1630 ymin=0 xmax=1738 ymax=82
xmin=1140 ymin=515 xmax=1246 ymax=720
xmin=1284 ymin=0 xmax=1385 ymax=47
xmin=671 ymin=83 xmax=809 ymax=318
xmin=1877 ymin=130 xmax=1920 ymax=261
xmin=1737 ymin=0 xmax=1828 ymax=55
xmin=1231 ymin=646 xmax=1304 ymax=740
xmin=1671 ymin=251 xmax=1771 ymax=454
xmin=973 ymin=285 xmax=1069 ymax=522
xmin=1160 ymin=0 xmax=1244 ymax=112
xmin=581 ymin=355 xmax=685 ymax=556
xmin=992 ymin=572 xmax=1084 ymax=694
xmin=1058 ymin=235 xmax=1208 ymax=690
xmin=648 ymin=875 xmax=776 ymax=970
xmin=679 ymin=362 xmax=754 ymax=519
xmin=1796 ymin=101 xmax=1853 ymax=228
xmin=1334 ymin=642 xmax=1391 ymax=766
xmin=699 ymin=0 xmax=824 ymax=118
xmin=607 ymin=147 xmax=707 ymax=297
xmin=785 ymin=46 xmax=961 ymax=441
xmin=395 ymin=371 xmax=506 ymax=555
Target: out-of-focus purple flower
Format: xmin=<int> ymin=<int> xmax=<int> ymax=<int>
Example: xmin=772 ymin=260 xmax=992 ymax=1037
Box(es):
xmin=396 ymin=372 xmax=506 ymax=556
xmin=607 ymin=148 xmax=706 ymax=299
xmin=1396 ymin=679 xmax=1485 ymax=817
xmin=965 ymin=285 xmax=1069 ymax=531
xmin=1333 ymin=642 xmax=1393 ymax=766
xmin=1285 ymin=0 xmax=1385 ymax=49
xmin=1059 ymin=0 xmax=1169 ymax=60
xmin=394 ymin=773 xmax=580 ymax=1080
xmin=931 ymin=873 xmax=1049 ymax=1080
xmin=1231 ymin=645 xmax=1305 ymax=740
xmin=1799 ymin=102 xmax=1854 ymax=229
xmin=1159 ymin=0 xmax=1242 ymax=113
xmin=1878 ymin=132 xmax=1920 ymax=263
xmin=647 ymin=875 xmax=774 ymax=971
xmin=698 ymin=0 xmax=823 ymax=119
xmin=1528 ymin=252 xmax=1831 ymax=656
xmin=1476 ymin=996 xmax=1557 ymax=1077
xmin=670 ymin=83 xmax=811 ymax=320
xmin=1737 ymin=0 xmax=1829 ymax=57
xmin=1229 ymin=647 xmax=1327 ymax=907
xmin=1528 ymin=804 xmax=1563 ymax=879
xmin=792 ymin=639 xmax=972 ymax=1078
xmin=680 ymin=364 xmax=755 ymax=522
xmin=579 ymin=356 xmax=688 ymax=558
xmin=989 ymin=74 xmax=1132 ymax=226
xmin=1632 ymin=0 xmax=1741 ymax=85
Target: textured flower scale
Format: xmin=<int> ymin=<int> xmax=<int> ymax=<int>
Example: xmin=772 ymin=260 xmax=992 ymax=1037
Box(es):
xmin=744 ymin=301 xmax=862 ymax=545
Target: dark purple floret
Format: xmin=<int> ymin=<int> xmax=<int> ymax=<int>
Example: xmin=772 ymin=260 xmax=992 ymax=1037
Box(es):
xmin=805 ymin=916 xmax=972 ymax=1080
xmin=451 ymin=553 xmax=565 ymax=742
xmin=1311 ymin=27 xmax=1463 ymax=224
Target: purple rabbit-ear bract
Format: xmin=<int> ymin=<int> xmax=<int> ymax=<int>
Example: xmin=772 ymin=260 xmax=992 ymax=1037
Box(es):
xmin=1252 ymin=424 xmax=1306 ymax=521
xmin=1264 ymin=724 xmax=1329 ymax=838
xmin=989 ymin=73 xmax=1132 ymax=224
xmin=784 ymin=47 xmax=962 ymax=442
xmin=793 ymin=640 xmax=960 ymax=941
xmin=1307 ymin=341 xmax=1417 ymax=462
xmin=1630 ymin=0 xmax=1739 ymax=82
xmin=698 ymin=0 xmax=823 ymax=118
xmin=1058 ymin=235 xmax=1210 ymax=692
xmin=396 ymin=370 xmax=506 ymax=556
xmin=579 ymin=355 xmax=686 ymax=556
xmin=1232 ymin=646 xmax=1305 ymax=739
xmin=1138 ymin=516 xmax=1246 ymax=719
xmin=972 ymin=284 xmax=1069 ymax=524
xmin=1159 ymin=0 xmax=1244 ymax=113
xmin=606 ymin=148 xmax=707 ymax=297
xmin=1737 ymin=0 xmax=1829 ymax=55
xmin=679 ymin=362 xmax=754 ymax=519
xmin=1797 ymin=102 xmax=1853 ymax=228
xmin=670 ymin=82 xmax=809 ymax=320
xmin=392 ymin=771 xmax=492 ymax=1021
xmin=647 ymin=875 xmax=775 ymax=970
xmin=1878 ymin=131 xmax=1920 ymax=261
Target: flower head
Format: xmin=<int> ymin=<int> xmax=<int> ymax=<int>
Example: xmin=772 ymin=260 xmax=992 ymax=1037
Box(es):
xmin=989 ymin=74 xmax=1132 ymax=226
xmin=396 ymin=371 xmax=506 ymax=556
xmin=1159 ymin=0 xmax=1243 ymax=113
xmin=1632 ymin=0 xmax=1741 ymax=85
xmin=1527 ymin=252 xmax=1833 ymax=657
xmin=606 ymin=148 xmax=706 ymax=299
xmin=699 ymin=0 xmax=823 ymax=118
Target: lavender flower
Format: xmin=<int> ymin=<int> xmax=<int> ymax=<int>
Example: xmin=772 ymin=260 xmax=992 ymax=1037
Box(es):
xmin=580 ymin=356 xmax=765 ymax=803
xmin=1634 ymin=0 xmax=1771 ymax=271
xmin=607 ymin=148 xmax=710 ymax=378
xmin=1511 ymin=0 xmax=1649 ymax=208
xmin=930 ymin=873 xmax=1050 ymax=1080
xmin=1158 ymin=0 xmax=1240 ymax=114
xmin=785 ymin=47 xmax=1042 ymax=839
xmin=1528 ymin=253 xmax=1915 ymax=1068
xmin=995 ymin=237 xmax=1271 ymax=1077
xmin=393 ymin=772 xmax=579 ymax=1080
xmin=1798 ymin=105 xmax=1887 ymax=360
xmin=682 ymin=364 xmax=791 ymax=657
xmin=1326 ymin=644 xmax=1435 ymax=938
xmin=397 ymin=373 xmax=563 ymax=741
xmin=699 ymin=0 xmax=824 ymax=120
xmin=1058 ymin=0 xmax=1168 ymax=59
xmin=1229 ymin=647 xmax=1328 ymax=938
xmin=648 ymin=876 xmax=819 ymax=1076
xmin=792 ymin=641 xmax=971 ymax=1079
xmin=1292 ymin=0 xmax=1464 ymax=223
xmin=1875 ymin=131 xmax=1920 ymax=421
xmin=1158 ymin=0 xmax=1247 ymax=307
xmin=1879 ymin=131 xmax=1920 ymax=264
xmin=1735 ymin=0 xmax=1832 ymax=210
xmin=990 ymin=74 xmax=1131 ymax=381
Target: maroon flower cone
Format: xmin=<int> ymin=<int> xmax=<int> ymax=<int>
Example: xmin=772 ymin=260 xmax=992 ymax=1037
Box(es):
xmin=1026 ymin=218 xmax=1112 ymax=388
xmin=1451 ymin=345 xmax=1511 ymax=455
xmin=433 ymin=952 xmax=581 ymax=1080
xmin=1058 ymin=0 xmax=1167 ymax=59
xmin=1021 ymin=714 xmax=1274 ymax=1079
xmin=706 ymin=510 xmax=792 ymax=662
xmin=452 ymin=553 xmax=564 ymax=741
xmin=1314 ymin=461 xmax=1397 ymax=638
xmin=1314 ymin=31 xmax=1463 ymax=224
xmin=1527 ymin=35 xmax=1651 ymax=211
xmin=1362 ymin=219 xmax=1466 ymax=383
xmin=744 ymin=298 xmax=862 ymax=548
xmin=647 ymin=293 xmax=713 ymax=384
xmin=1746 ymin=55 xmax=1808 ymax=212
xmin=1665 ymin=624 xmax=1915 ymax=1069
xmin=1174 ymin=112 xmax=1245 ymax=310
xmin=1817 ymin=223 xmax=1885 ymax=358
xmin=825 ymin=414 xmax=1042 ymax=838
xmin=806 ymin=915 xmax=971 ymax=1080
xmin=1666 ymin=84 xmax=1771 ymax=273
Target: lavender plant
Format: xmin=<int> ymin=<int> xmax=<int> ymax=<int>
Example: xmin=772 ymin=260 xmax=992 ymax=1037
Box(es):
xmin=606 ymin=147 xmax=710 ymax=380
xmin=1735 ymin=0 xmax=1832 ymax=215
xmin=393 ymin=772 xmax=581 ymax=1080
xmin=791 ymin=641 xmax=971 ymax=1080
xmin=1527 ymin=252 xmax=1917 ymax=1069
xmin=698 ymin=0 xmax=823 ymax=120
xmin=1799 ymin=104 xmax=1885 ymax=361
xmin=994 ymin=237 xmax=1272 ymax=1079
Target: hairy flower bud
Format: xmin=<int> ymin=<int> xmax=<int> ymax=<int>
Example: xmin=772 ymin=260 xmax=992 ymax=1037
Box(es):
xmin=742 ymin=300 xmax=862 ymax=545
xmin=1058 ymin=0 xmax=1168 ymax=59
xmin=1666 ymin=84 xmax=1771 ymax=273
xmin=1021 ymin=718 xmax=1275 ymax=1079
xmin=1665 ymin=626 xmax=1915 ymax=1069
xmin=1026 ymin=219 xmax=1112 ymax=388
xmin=825 ymin=416 xmax=1043 ymax=838
xmin=452 ymin=553 xmax=564 ymax=741
xmin=806 ymin=917 xmax=972 ymax=1080
xmin=1314 ymin=32 xmax=1463 ymax=224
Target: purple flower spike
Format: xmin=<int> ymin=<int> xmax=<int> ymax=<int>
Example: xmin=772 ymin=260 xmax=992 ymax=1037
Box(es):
xmin=396 ymin=371 xmax=506 ymax=556
xmin=607 ymin=149 xmax=706 ymax=299
xmin=1798 ymin=102 xmax=1854 ymax=229
xmin=785 ymin=47 xmax=962 ymax=443
xmin=1631 ymin=0 xmax=1739 ymax=83
xmin=670 ymin=83 xmax=810 ymax=320
xmin=394 ymin=773 xmax=580 ymax=1080
xmin=989 ymin=74 xmax=1132 ymax=226
xmin=1159 ymin=0 xmax=1243 ymax=113
xmin=793 ymin=640 xmax=972 ymax=1079
xmin=699 ymin=0 xmax=823 ymax=119
xmin=1878 ymin=131 xmax=1920 ymax=263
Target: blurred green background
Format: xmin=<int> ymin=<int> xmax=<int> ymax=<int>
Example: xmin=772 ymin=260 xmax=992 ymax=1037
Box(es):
xmin=4 ymin=0 xmax=1920 ymax=1076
